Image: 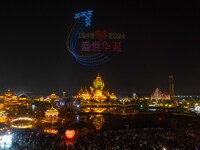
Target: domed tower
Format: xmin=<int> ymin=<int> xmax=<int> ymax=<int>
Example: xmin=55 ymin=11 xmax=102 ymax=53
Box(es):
xmin=93 ymin=73 xmax=105 ymax=90
xmin=5 ymin=89 xmax=12 ymax=97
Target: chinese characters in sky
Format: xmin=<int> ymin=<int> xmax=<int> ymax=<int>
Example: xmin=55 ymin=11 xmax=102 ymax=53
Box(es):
xmin=78 ymin=30 xmax=126 ymax=52
xmin=81 ymin=41 xmax=122 ymax=52
xmin=67 ymin=10 xmax=126 ymax=66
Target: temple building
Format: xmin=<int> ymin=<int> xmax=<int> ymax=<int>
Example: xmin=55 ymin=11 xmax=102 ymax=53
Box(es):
xmin=76 ymin=73 xmax=117 ymax=103
xmin=3 ymin=89 xmax=18 ymax=105
xmin=45 ymin=107 xmax=59 ymax=122
xmin=151 ymin=88 xmax=170 ymax=100
xmin=0 ymin=89 xmax=29 ymax=108
xmin=39 ymin=93 xmax=60 ymax=102
xmin=76 ymin=87 xmax=91 ymax=101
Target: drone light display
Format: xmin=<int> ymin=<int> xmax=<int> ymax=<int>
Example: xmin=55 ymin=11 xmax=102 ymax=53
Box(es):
xmin=67 ymin=10 xmax=125 ymax=66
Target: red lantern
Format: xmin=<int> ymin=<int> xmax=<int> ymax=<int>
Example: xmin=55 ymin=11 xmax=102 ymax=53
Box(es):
xmin=65 ymin=130 xmax=75 ymax=139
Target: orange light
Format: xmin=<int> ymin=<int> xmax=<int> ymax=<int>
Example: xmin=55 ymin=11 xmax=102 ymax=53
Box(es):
xmin=65 ymin=130 xmax=75 ymax=139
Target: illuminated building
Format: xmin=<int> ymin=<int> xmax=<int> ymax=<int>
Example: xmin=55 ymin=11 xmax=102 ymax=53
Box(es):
xmin=91 ymin=73 xmax=107 ymax=102
xmin=122 ymin=97 xmax=131 ymax=104
xmin=0 ymin=110 xmax=7 ymax=123
xmin=169 ymin=75 xmax=175 ymax=100
xmin=39 ymin=93 xmax=60 ymax=102
xmin=45 ymin=107 xmax=59 ymax=122
xmin=93 ymin=73 xmax=105 ymax=90
xmin=109 ymin=92 xmax=117 ymax=100
xmin=49 ymin=93 xmax=59 ymax=100
xmin=76 ymin=73 xmax=117 ymax=103
xmin=76 ymin=87 xmax=91 ymax=102
xmin=62 ymin=91 xmax=66 ymax=98
xmin=0 ymin=90 xmax=30 ymax=109
xmin=18 ymin=95 xmax=29 ymax=107
xmin=3 ymin=89 xmax=18 ymax=106
xmin=151 ymin=88 xmax=170 ymax=100
xmin=0 ymin=99 xmax=4 ymax=110
xmin=18 ymin=95 xmax=27 ymax=101
xmin=92 ymin=89 xmax=107 ymax=102
xmin=132 ymin=93 xmax=138 ymax=99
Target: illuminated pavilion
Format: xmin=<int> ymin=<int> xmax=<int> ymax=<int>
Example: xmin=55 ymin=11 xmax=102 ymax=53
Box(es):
xmin=45 ymin=107 xmax=59 ymax=122
xmin=1 ymin=89 xmax=18 ymax=105
xmin=76 ymin=73 xmax=117 ymax=103
xmin=0 ymin=89 xmax=29 ymax=108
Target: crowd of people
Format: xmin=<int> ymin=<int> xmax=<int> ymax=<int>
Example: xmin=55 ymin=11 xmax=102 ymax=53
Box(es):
xmin=8 ymin=130 xmax=66 ymax=150
xmin=74 ymin=128 xmax=200 ymax=150
xmin=0 ymin=128 xmax=200 ymax=149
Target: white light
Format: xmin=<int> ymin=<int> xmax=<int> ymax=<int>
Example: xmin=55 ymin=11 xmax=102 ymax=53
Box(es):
xmin=32 ymin=105 xmax=35 ymax=111
xmin=76 ymin=115 xmax=80 ymax=121
xmin=2 ymin=135 xmax=12 ymax=143
xmin=0 ymin=134 xmax=13 ymax=148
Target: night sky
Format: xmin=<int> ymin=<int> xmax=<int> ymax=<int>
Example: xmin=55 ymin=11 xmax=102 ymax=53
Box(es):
xmin=0 ymin=0 xmax=200 ymax=96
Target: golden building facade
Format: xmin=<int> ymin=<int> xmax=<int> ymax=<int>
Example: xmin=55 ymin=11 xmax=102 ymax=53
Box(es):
xmin=0 ymin=89 xmax=29 ymax=108
xmin=76 ymin=74 xmax=117 ymax=103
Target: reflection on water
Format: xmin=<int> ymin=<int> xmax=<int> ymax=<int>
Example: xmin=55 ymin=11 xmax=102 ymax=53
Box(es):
xmin=38 ymin=113 xmax=200 ymax=138
xmin=82 ymin=107 xmax=116 ymax=113
xmin=44 ymin=126 xmax=58 ymax=134
xmin=91 ymin=114 xmax=105 ymax=130
xmin=13 ymin=106 xmax=200 ymax=138
xmin=148 ymin=108 xmax=157 ymax=111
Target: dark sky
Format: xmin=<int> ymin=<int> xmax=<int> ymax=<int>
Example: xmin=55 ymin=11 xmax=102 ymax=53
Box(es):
xmin=0 ymin=0 xmax=200 ymax=96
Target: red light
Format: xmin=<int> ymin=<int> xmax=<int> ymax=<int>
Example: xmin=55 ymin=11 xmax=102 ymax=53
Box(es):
xmin=65 ymin=130 xmax=75 ymax=139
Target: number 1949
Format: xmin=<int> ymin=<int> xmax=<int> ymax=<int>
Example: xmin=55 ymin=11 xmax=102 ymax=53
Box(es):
xmin=78 ymin=32 xmax=94 ymax=39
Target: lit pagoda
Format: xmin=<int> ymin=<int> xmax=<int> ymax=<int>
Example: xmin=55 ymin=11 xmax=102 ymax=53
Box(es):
xmin=76 ymin=73 xmax=117 ymax=103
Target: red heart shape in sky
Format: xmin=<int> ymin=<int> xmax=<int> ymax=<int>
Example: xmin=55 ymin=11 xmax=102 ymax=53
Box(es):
xmin=95 ymin=30 xmax=108 ymax=41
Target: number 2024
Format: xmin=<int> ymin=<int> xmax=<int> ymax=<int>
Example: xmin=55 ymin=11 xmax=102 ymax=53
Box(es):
xmin=109 ymin=33 xmax=126 ymax=39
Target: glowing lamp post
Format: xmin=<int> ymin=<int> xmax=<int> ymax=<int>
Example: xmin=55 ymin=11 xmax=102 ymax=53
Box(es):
xmin=65 ymin=130 xmax=75 ymax=139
